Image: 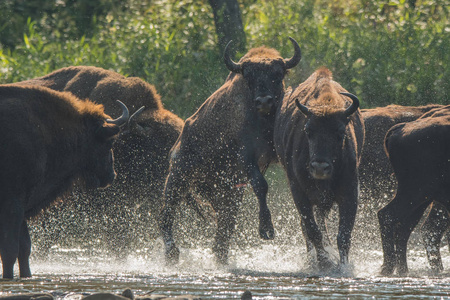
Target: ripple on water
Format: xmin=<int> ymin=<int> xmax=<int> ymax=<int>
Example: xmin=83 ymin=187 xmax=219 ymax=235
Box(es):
xmin=2 ymin=244 xmax=450 ymax=299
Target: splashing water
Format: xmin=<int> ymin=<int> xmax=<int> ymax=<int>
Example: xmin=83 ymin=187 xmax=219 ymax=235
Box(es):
xmin=2 ymin=166 xmax=450 ymax=299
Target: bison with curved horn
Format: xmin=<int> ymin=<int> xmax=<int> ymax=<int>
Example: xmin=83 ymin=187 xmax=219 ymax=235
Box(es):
xmin=159 ymin=37 xmax=301 ymax=265
xmin=0 ymin=84 xmax=129 ymax=278
xmin=16 ymin=66 xmax=183 ymax=255
xmin=274 ymin=67 xmax=364 ymax=272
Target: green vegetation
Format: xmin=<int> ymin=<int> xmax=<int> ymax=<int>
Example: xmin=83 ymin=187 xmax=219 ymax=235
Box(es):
xmin=0 ymin=0 xmax=448 ymax=118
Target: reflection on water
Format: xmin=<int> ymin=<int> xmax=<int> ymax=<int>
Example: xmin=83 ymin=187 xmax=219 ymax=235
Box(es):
xmin=2 ymin=166 xmax=450 ymax=299
xmin=2 ymin=245 xmax=450 ymax=299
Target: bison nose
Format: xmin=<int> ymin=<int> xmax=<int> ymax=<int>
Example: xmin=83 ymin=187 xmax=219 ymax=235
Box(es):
xmin=310 ymin=161 xmax=332 ymax=180
xmin=255 ymin=96 xmax=274 ymax=114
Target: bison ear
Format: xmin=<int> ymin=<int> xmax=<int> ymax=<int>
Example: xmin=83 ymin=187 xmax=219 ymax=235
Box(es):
xmin=96 ymin=123 xmax=120 ymax=141
xmin=295 ymin=98 xmax=311 ymax=116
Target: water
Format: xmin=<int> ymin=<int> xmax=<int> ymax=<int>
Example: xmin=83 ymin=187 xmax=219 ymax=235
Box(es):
xmin=2 ymin=245 xmax=450 ymax=299
xmin=2 ymin=167 xmax=450 ymax=299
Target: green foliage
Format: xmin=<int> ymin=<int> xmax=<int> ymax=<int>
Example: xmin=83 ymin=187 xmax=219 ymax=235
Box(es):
xmin=0 ymin=0 xmax=448 ymax=118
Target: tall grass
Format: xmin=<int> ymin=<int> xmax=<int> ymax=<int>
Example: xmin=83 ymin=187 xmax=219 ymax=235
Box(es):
xmin=0 ymin=0 xmax=448 ymax=118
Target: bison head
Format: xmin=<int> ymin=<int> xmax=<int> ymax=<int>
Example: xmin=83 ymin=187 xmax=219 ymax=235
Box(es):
xmin=295 ymin=92 xmax=359 ymax=180
xmin=84 ymin=100 xmax=129 ymax=189
xmin=224 ymin=37 xmax=301 ymax=115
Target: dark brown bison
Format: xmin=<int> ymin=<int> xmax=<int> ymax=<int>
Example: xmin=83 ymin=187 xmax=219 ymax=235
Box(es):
xmin=274 ymin=67 xmax=364 ymax=272
xmin=360 ymin=104 xmax=444 ymax=199
xmin=378 ymin=105 xmax=450 ymax=276
xmin=17 ymin=66 xmax=184 ymax=253
xmin=159 ymin=38 xmax=302 ymax=265
xmin=359 ymin=104 xmax=447 ymax=272
xmin=0 ymin=84 xmax=128 ymax=278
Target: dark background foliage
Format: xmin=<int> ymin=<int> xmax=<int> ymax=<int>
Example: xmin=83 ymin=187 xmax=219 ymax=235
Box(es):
xmin=0 ymin=0 xmax=448 ymax=118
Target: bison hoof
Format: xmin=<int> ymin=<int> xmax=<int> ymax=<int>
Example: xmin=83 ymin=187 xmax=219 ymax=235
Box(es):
xmin=396 ymin=264 xmax=408 ymax=276
xmin=318 ymin=257 xmax=337 ymax=273
xmin=380 ymin=263 xmax=395 ymax=276
xmin=259 ymin=223 xmax=274 ymax=240
xmin=165 ymin=244 xmax=180 ymax=265
xmin=259 ymin=211 xmax=275 ymax=240
xmin=215 ymin=252 xmax=229 ymax=266
xmin=429 ymin=257 xmax=444 ymax=274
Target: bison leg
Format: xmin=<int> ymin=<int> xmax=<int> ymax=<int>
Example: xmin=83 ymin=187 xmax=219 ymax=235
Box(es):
xmin=378 ymin=200 xmax=399 ymax=276
xmin=378 ymin=187 xmax=429 ymax=276
xmin=336 ymin=193 xmax=357 ymax=267
xmin=421 ymin=202 xmax=449 ymax=273
xmin=394 ymin=200 xmax=430 ymax=276
xmin=159 ymin=166 xmax=189 ymax=265
xmin=212 ymin=199 xmax=240 ymax=265
xmin=246 ymin=162 xmax=274 ymax=240
xmin=0 ymin=200 xmax=24 ymax=279
xmin=291 ymin=186 xmax=335 ymax=271
xmin=18 ymin=220 xmax=32 ymax=278
xmin=315 ymin=206 xmax=333 ymax=248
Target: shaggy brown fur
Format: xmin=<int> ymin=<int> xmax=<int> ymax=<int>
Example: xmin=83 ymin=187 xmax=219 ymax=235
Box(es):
xmin=378 ymin=105 xmax=450 ymax=276
xmin=0 ymin=84 xmax=122 ymax=278
xmin=359 ymin=104 xmax=447 ymax=271
xmin=160 ymin=39 xmax=301 ymax=265
xmin=360 ymin=104 xmax=444 ymax=199
xmin=17 ymin=66 xmax=184 ymax=254
xmin=274 ymin=67 xmax=364 ymax=272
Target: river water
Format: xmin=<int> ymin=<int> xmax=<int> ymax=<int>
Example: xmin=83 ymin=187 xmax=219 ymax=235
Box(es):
xmin=1 ymin=167 xmax=450 ymax=299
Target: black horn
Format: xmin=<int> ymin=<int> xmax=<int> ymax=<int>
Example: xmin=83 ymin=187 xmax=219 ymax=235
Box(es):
xmin=295 ymin=98 xmax=311 ymax=116
xmin=340 ymin=92 xmax=360 ymax=117
xmin=129 ymin=106 xmax=145 ymax=123
xmin=223 ymin=40 xmax=242 ymax=73
xmin=284 ymin=37 xmax=302 ymax=69
xmin=106 ymin=100 xmax=130 ymax=126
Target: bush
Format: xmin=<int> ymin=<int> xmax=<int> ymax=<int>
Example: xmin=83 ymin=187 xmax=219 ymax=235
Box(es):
xmin=0 ymin=0 xmax=448 ymax=118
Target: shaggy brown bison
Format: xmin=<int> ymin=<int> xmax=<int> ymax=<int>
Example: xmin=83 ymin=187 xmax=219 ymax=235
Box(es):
xmin=18 ymin=66 xmax=183 ymax=253
xmin=159 ymin=38 xmax=302 ymax=264
xmin=378 ymin=105 xmax=450 ymax=276
xmin=274 ymin=67 xmax=364 ymax=272
xmin=0 ymin=84 xmax=128 ymax=278
xmin=359 ymin=104 xmax=447 ymax=272
xmin=360 ymin=104 xmax=444 ymax=199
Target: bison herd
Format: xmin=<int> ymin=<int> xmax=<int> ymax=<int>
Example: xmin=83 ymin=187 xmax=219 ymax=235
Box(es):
xmin=0 ymin=37 xmax=448 ymax=279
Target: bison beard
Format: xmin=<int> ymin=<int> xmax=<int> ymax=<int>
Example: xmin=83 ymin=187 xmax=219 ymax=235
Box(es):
xmin=378 ymin=105 xmax=450 ymax=276
xmin=159 ymin=37 xmax=301 ymax=265
xmin=0 ymin=84 xmax=129 ymax=278
xmin=274 ymin=67 xmax=364 ymax=273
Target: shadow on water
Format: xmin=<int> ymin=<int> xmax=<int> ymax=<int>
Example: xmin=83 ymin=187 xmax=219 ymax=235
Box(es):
xmin=2 ymin=166 xmax=450 ymax=298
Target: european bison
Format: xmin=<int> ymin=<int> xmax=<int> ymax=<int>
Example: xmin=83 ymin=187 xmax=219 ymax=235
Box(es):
xmin=378 ymin=105 xmax=450 ymax=276
xmin=0 ymin=84 xmax=128 ymax=278
xmin=360 ymin=104 xmax=444 ymax=200
xmin=274 ymin=67 xmax=364 ymax=272
xmin=378 ymin=106 xmax=450 ymax=275
xmin=359 ymin=104 xmax=447 ymax=272
xmin=18 ymin=66 xmax=184 ymax=253
xmin=159 ymin=38 xmax=302 ymax=264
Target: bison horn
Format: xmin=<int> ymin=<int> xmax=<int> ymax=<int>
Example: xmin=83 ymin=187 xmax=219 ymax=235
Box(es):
xmin=295 ymin=98 xmax=311 ymax=116
xmin=285 ymin=37 xmax=302 ymax=70
xmin=340 ymin=92 xmax=360 ymax=117
xmin=106 ymin=100 xmax=130 ymax=126
xmin=223 ymin=40 xmax=242 ymax=73
xmin=129 ymin=105 xmax=145 ymax=123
